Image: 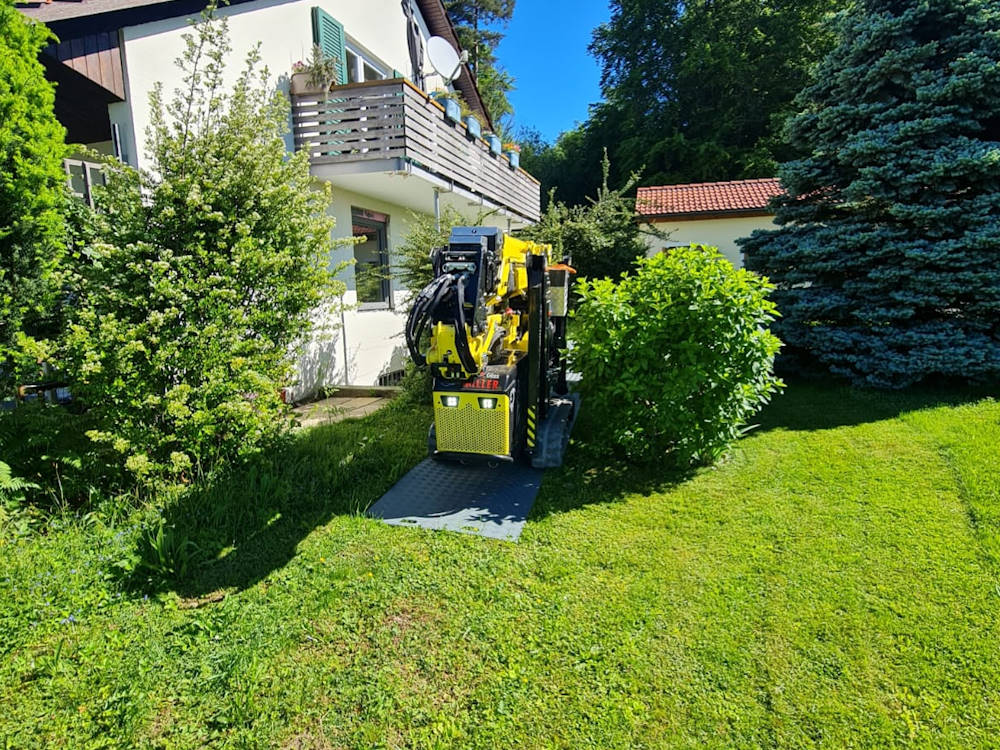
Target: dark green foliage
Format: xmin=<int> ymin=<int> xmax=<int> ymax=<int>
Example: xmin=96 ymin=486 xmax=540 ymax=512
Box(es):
xmin=59 ymin=11 xmax=341 ymax=484
xmin=0 ymin=1 xmax=67 ymax=388
xmin=444 ymin=0 xmax=515 ymax=131
xmin=392 ymin=206 xmax=470 ymax=305
xmin=519 ymin=152 xmax=649 ymax=281
xmin=570 ymin=246 xmax=783 ymax=465
xmin=526 ymin=0 xmax=844 ymax=205
xmin=741 ymin=0 xmax=1000 ymax=387
xmin=0 ymin=400 xmax=108 ymax=512
xmin=518 ymin=125 xmax=607 ymax=210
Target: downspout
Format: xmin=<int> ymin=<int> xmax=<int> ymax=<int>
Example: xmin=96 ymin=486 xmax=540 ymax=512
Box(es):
xmin=340 ymin=291 xmax=349 ymax=385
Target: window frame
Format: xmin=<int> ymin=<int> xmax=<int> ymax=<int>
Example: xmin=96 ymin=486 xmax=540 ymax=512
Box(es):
xmin=351 ymin=208 xmax=392 ymax=311
xmin=344 ymin=40 xmax=390 ymax=84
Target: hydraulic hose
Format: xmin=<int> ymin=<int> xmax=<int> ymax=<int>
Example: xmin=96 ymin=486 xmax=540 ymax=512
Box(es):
xmin=451 ymin=274 xmax=479 ymax=376
xmin=405 ymin=274 xmax=452 ymax=365
xmin=404 ymin=272 xmax=479 ymax=376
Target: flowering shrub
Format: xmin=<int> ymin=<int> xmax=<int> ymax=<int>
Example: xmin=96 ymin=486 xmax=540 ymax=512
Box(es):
xmin=61 ymin=11 xmax=343 ymax=485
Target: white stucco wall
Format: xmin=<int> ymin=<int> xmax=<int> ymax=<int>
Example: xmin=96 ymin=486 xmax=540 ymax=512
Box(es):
xmin=118 ymin=0 xmax=439 ymax=169
xmin=643 ymin=215 xmax=777 ymax=268
xmin=112 ymin=0 xmax=499 ymax=394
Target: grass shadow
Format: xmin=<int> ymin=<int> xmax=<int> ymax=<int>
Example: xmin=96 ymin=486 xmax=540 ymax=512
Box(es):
xmin=533 ymin=378 xmax=999 ymax=520
xmin=126 ymin=404 xmax=431 ymax=598
xmin=753 ymin=378 xmax=999 ymax=434
xmin=530 ymin=407 xmax=696 ymax=519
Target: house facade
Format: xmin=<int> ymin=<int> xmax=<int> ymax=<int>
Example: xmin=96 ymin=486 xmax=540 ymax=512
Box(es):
xmin=636 ymin=179 xmax=783 ymax=268
xmin=19 ymin=0 xmax=540 ymax=397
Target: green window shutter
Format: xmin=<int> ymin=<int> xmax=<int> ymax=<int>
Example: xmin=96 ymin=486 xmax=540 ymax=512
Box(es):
xmin=311 ymin=7 xmax=348 ymax=85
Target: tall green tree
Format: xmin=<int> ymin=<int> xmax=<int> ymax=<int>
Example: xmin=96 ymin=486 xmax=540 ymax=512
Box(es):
xmin=591 ymin=0 xmax=845 ymax=185
xmin=526 ymin=0 xmax=844 ymax=206
xmin=444 ymin=0 xmax=515 ymax=131
xmin=520 ymin=152 xmax=649 ymax=282
xmin=741 ymin=0 xmax=1000 ymax=388
xmin=0 ymin=0 xmax=67 ymax=388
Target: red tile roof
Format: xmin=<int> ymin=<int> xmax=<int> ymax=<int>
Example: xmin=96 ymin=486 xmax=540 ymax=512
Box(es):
xmin=636 ymin=178 xmax=783 ymax=219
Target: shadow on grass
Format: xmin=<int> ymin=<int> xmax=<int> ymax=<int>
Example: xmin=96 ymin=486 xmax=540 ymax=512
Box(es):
xmin=533 ymin=378 xmax=999 ymax=519
xmin=127 ymin=403 xmax=431 ymax=598
xmin=753 ymin=378 xmax=999 ymax=434
xmin=126 ymin=380 xmax=998 ymax=595
xmin=530 ymin=407 xmax=696 ymax=519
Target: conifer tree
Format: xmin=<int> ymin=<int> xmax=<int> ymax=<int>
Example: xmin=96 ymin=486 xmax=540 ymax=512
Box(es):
xmin=741 ymin=0 xmax=1000 ymax=387
xmin=0 ymin=1 xmax=67 ymax=387
xmin=444 ymin=0 xmax=515 ymax=129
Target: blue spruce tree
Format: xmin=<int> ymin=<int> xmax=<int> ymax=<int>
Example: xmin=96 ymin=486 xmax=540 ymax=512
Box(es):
xmin=740 ymin=0 xmax=1000 ymax=387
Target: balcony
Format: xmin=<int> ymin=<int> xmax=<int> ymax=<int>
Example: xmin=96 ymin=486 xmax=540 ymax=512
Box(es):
xmin=291 ymin=79 xmax=540 ymax=225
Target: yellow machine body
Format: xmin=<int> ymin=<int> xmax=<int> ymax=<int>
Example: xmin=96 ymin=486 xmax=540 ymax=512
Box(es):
xmin=433 ymin=391 xmax=512 ymax=457
xmin=424 ymin=234 xmax=548 ymax=382
xmin=406 ymin=227 xmax=573 ymax=464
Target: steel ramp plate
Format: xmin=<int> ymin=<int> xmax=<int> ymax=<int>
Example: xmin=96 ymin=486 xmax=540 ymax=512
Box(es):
xmin=367 ymin=458 xmax=543 ymax=541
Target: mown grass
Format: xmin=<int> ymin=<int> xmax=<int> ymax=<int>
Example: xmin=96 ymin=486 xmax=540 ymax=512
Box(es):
xmin=1 ymin=382 xmax=999 ymax=748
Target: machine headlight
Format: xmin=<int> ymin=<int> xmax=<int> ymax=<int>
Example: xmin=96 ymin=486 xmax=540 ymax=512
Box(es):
xmin=441 ymin=395 xmax=460 ymax=407
xmin=478 ymin=397 xmax=497 ymax=409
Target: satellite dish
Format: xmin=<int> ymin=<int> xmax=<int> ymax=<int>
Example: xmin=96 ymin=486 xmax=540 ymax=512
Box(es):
xmin=427 ymin=36 xmax=463 ymax=84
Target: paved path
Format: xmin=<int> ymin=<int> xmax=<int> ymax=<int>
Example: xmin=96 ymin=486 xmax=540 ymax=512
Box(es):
xmin=293 ymin=394 xmax=392 ymax=429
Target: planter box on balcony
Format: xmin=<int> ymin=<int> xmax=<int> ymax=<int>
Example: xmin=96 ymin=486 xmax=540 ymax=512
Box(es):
xmin=505 ymin=150 xmax=520 ymax=170
xmin=442 ymin=98 xmax=461 ymax=123
xmin=485 ymin=133 xmax=502 ymax=155
xmin=431 ymin=92 xmax=462 ymax=123
xmin=464 ymin=116 xmax=482 ymax=139
xmin=290 ymin=72 xmax=330 ymax=96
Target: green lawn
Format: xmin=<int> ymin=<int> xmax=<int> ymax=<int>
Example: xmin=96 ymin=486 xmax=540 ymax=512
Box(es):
xmin=2 ymin=383 xmax=999 ymax=748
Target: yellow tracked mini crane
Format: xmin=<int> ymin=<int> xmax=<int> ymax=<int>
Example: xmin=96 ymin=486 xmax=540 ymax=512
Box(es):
xmin=404 ymin=226 xmax=577 ymax=468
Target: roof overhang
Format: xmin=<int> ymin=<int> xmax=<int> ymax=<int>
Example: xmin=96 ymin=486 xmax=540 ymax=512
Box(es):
xmin=637 ymin=209 xmax=775 ymax=222
xmin=412 ymin=0 xmax=492 ymax=130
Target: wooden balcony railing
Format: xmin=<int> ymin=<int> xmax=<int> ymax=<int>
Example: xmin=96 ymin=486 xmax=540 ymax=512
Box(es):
xmin=291 ymin=79 xmax=540 ymax=223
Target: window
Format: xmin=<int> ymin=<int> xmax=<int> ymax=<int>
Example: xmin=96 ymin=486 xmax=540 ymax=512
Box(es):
xmin=352 ymin=208 xmax=391 ymax=308
xmin=345 ymin=42 xmax=388 ymax=84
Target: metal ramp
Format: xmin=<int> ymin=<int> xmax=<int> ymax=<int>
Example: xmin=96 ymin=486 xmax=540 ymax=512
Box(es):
xmin=367 ymin=459 xmax=543 ymax=541
xmin=368 ymin=394 xmax=579 ymax=541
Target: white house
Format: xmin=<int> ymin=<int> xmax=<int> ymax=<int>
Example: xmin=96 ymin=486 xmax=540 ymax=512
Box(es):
xmin=636 ymin=179 xmax=783 ymax=268
xmin=19 ymin=0 xmax=540 ymax=397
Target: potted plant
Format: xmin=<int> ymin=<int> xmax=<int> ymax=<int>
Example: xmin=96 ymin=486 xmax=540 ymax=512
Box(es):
xmin=456 ymin=99 xmax=484 ymax=139
xmin=290 ymin=45 xmax=339 ymax=95
xmin=463 ymin=112 xmax=483 ymax=139
xmin=431 ymin=88 xmax=462 ymax=123
xmin=484 ymin=131 xmax=502 ymax=155
xmin=503 ymin=142 xmax=521 ymax=170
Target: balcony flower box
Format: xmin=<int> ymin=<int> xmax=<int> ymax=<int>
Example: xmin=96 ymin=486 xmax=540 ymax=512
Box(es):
xmin=504 ymin=149 xmax=520 ymax=170
xmin=442 ymin=98 xmax=461 ymax=122
xmin=290 ymin=72 xmax=330 ymax=96
xmin=485 ymin=133 xmax=502 ymax=155
xmin=464 ymin=115 xmax=482 ymax=140
xmin=431 ymin=91 xmax=462 ymax=123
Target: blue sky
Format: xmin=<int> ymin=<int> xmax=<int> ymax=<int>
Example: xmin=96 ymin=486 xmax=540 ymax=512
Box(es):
xmin=494 ymin=1 xmax=611 ymax=144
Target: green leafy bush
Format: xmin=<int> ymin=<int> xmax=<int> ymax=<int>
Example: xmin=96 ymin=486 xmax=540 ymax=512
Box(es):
xmin=570 ymin=245 xmax=783 ymax=465
xmin=520 ymin=152 xmax=650 ymax=281
xmin=59 ymin=11 xmax=342 ymax=485
xmin=0 ymin=0 xmax=67 ymax=389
